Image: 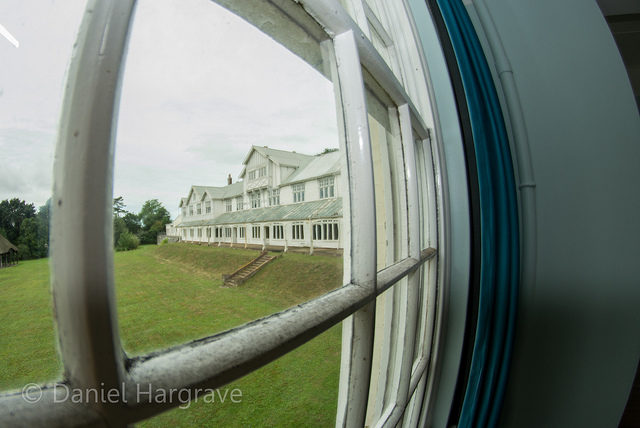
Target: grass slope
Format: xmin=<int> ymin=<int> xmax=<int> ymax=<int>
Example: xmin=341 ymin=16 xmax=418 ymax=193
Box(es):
xmin=0 ymin=244 xmax=343 ymax=427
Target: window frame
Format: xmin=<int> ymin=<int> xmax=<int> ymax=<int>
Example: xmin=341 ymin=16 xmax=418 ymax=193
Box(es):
xmin=250 ymin=191 xmax=261 ymax=209
xmin=318 ymin=176 xmax=335 ymax=199
xmin=292 ymin=183 xmax=305 ymax=203
xmin=269 ymin=188 xmax=280 ymax=206
xmin=0 ymin=1 xmax=444 ymax=426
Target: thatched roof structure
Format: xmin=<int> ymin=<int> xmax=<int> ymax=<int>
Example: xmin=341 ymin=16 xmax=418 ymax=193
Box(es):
xmin=0 ymin=234 xmax=18 ymax=255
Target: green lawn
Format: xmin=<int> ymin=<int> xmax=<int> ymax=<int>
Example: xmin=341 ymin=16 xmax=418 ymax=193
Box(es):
xmin=0 ymin=244 xmax=343 ymax=427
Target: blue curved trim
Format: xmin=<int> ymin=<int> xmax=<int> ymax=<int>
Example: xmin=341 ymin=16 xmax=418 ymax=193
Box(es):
xmin=434 ymin=1 xmax=520 ymax=427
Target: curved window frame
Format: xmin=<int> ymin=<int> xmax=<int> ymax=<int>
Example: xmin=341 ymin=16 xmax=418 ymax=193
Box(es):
xmin=0 ymin=0 xmax=446 ymax=426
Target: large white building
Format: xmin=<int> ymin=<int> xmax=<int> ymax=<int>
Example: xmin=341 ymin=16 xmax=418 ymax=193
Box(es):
xmin=167 ymin=145 xmax=343 ymax=252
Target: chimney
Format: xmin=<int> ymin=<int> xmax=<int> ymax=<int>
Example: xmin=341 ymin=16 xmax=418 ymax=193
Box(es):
xmin=227 ymin=174 xmax=232 ymax=185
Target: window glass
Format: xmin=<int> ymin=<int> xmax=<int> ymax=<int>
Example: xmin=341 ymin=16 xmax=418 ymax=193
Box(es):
xmin=292 ymin=183 xmax=306 ymax=203
xmin=57 ymin=0 xmax=345 ymax=423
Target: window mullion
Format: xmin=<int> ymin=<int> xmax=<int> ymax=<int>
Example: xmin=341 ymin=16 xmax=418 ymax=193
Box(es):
xmin=383 ymin=104 xmax=423 ymax=427
xmin=50 ymin=0 xmax=134 ymax=423
xmin=331 ymin=29 xmax=377 ymax=428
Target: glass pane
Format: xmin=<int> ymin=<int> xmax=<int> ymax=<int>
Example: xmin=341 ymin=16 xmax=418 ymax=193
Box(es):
xmin=364 ymin=87 xmax=410 ymax=425
xmin=0 ymin=1 xmax=87 ymax=391
xmin=112 ymin=0 xmax=345 ymax=423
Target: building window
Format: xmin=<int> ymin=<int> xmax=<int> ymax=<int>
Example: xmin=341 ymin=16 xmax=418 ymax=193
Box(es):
xmin=319 ymin=176 xmax=335 ymax=199
xmin=236 ymin=197 xmax=244 ymax=211
xmin=239 ymin=226 xmax=245 ymax=239
xmin=292 ymin=223 xmax=304 ymax=240
xmin=251 ymin=225 xmax=261 ymax=239
xmin=181 ymin=207 xmax=186 ymax=217
xmin=225 ymin=199 xmax=232 ymax=212
xmin=248 ymin=170 xmax=256 ymax=180
xmin=259 ymin=166 xmax=267 ymax=177
xmin=189 ymin=228 xmax=194 ymax=238
xmin=250 ymin=191 xmax=261 ymax=208
xmin=292 ymin=183 xmax=305 ymax=203
xmin=182 ymin=229 xmax=186 ymax=238
xmin=205 ymin=201 xmax=211 ymax=214
xmin=197 ymin=203 xmax=202 ymax=215
xmin=197 ymin=228 xmax=202 ymax=238
xmin=312 ymin=221 xmax=339 ymax=241
xmin=272 ymin=224 xmax=284 ymax=240
xmin=189 ymin=206 xmax=194 ymax=216
xmin=269 ymin=188 xmax=280 ymax=206
xmin=206 ymin=227 xmax=211 ymax=238
xmin=224 ymin=227 xmax=232 ymax=238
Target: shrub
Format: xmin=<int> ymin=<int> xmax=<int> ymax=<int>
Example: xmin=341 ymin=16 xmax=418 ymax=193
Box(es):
xmin=116 ymin=231 xmax=139 ymax=252
xmin=161 ymin=238 xmax=169 ymax=245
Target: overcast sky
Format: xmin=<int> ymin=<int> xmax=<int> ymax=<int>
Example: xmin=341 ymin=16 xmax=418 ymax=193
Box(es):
xmin=0 ymin=0 xmax=338 ymax=217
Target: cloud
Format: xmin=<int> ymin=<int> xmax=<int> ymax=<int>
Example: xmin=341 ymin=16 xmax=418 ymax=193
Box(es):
xmin=0 ymin=127 xmax=55 ymax=206
xmin=3 ymin=0 xmax=339 ymax=219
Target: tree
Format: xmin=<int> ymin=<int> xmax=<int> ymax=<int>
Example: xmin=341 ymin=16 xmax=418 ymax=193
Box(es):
xmin=14 ymin=201 xmax=51 ymax=260
xmin=122 ymin=212 xmax=141 ymax=235
xmin=0 ymin=198 xmax=36 ymax=244
xmin=116 ymin=230 xmax=139 ymax=251
xmin=113 ymin=216 xmax=128 ymax=246
xmin=317 ymin=147 xmax=338 ymax=156
xmin=113 ymin=196 xmax=126 ymax=218
xmin=138 ymin=199 xmax=171 ymax=244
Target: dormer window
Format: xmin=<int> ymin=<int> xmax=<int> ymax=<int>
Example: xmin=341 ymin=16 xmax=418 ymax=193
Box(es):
xmin=196 ymin=203 xmax=202 ymax=215
xmin=205 ymin=201 xmax=211 ymax=214
xmin=259 ymin=166 xmax=267 ymax=177
xmin=225 ymin=199 xmax=232 ymax=212
xmin=248 ymin=170 xmax=256 ymax=180
xmin=189 ymin=205 xmax=194 ymax=216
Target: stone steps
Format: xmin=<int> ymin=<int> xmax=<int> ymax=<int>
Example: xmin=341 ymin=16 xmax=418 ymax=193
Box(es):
xmin=223 ymin=252 xmax=276 ymax=287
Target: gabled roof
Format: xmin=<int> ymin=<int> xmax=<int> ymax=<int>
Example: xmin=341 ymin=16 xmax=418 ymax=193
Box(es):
xmin=179 ymin=198 xmax=342 ymax=227
xmin=240 ymin=146 xmax=314 ymax=178
xmin=0 ymin=234 xmax=18 ymax=255
xmin=282 ymin=150 xmax=341 ymax=185
xmin=186 ymin=182 xmax=244 ymax=204
xmin=178 ymin=197 xmax=188 ymax=208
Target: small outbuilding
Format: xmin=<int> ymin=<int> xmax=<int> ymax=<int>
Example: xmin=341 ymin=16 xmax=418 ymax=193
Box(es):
xmin=0 ymin=234 xmax=18 ymax=268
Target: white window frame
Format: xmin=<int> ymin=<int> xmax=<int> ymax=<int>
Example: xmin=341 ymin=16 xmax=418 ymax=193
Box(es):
xmin=292 ymin=222 xmax=305 ymax=240
xmin=313 ymin=219 xmax=339 ymax=241
xmin=0 ymin=2 xmax=444 ymax=427
xmin=318 ymin=176 xmax=335 ymax=199
xmin=250 ymin=191 xmax=261 ymax=209
xmin=196 ymin=203 xmax=202 ymax=215
xmin=236 ymin=196 xmax=244 ymax=211
xmin=251 ymin=225 xmax=261 ymax=239
xmin=205 ymin=201 xmax=211 ymax=214
xmin=225 ymin=199 xmax=232 ymax=212
xmin=239 ymin=226 xmax=245 ymax=239
xmin=269 ymin=188 xmax=280 ymax=206
xmin=272 ymin=224 xmax=284 ymax=240
xmin=292 ymin=183 xmax=305 ymax=203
